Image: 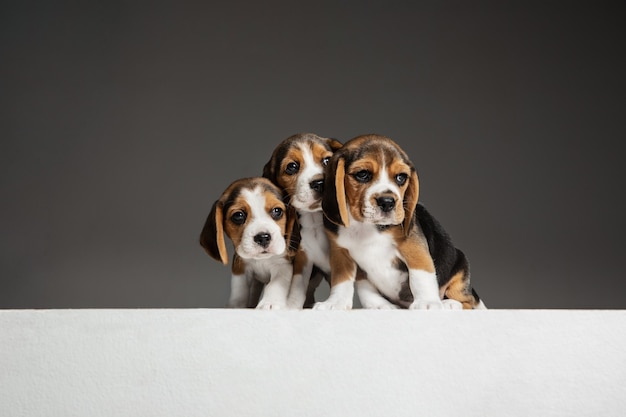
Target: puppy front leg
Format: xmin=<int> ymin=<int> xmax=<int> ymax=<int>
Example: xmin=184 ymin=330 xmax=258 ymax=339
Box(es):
xmin=408 ymin=269 xmax=444 ymax=310
xmin=400 ymin=245 xmax=445 ymax=310
xmin=356 ymin=279 xmax=400 ymax=309
xmin=247 ymin=278 xmax=265 ymax=308
xmin=286 ymin=250 xmax=312 ymax=309
xmin=256 ymin=261 xmax=292 ymax=310
xmin=227 ymin=274 xmax=250 ymax=308
xmin=313 ymin=247 xmax=355 ymax=310
xmin=304 ymin=269 xmax=326 ymax=308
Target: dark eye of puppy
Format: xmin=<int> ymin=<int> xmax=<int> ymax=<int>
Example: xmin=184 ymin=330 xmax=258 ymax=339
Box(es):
xmin=285 ymin=162 xmax=299 ymax=175
xmin=354 ymin=170 xmax=372 ymax=183
xmin=231 ymin=211 xmax=247 ymax=225
xmin=395 ymin=173 xmax=408 ymax=186
xmin=322 ymin=157 xmax=330 ymax=166
xmin=270 ymin=207 xmax=284 ymax=220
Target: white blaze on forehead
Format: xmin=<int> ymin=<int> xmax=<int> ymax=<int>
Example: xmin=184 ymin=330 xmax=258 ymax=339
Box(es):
xmin=293 ymin=144 xmax=325 ymax=209
xmin=241 ymin=187 xmax=272 ymax=222
xmin=365 ymin=165 xmax=402 ymax=201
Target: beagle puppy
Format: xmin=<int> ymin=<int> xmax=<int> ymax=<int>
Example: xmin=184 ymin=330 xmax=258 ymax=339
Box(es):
xmin=315 ymin=134 xmax=485 ymax=310
xmin=263 ymin=133 xmax=343 ymax=308
xmin=199 ymin=177 xmax=298 ymax=309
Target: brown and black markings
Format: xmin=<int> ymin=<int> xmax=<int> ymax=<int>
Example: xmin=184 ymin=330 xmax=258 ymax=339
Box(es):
xmin=262 ymin=133 xmax=343 ymax=308
xmin=320 ymin=134 xmax=483 ymax=309
xmin=199 ymin=177 xmax=299 ymax=309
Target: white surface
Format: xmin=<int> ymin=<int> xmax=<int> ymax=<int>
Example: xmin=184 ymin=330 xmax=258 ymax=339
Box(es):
xmin=1 ymin=309 xmax=625 ymax=417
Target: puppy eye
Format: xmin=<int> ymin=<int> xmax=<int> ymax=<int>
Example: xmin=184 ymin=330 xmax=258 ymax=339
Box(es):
xmin=322 ymin=157 xmax=330 ymax=166
xmin=285 ymin=162 xmax=299 ymax=175
xmin=230 ymin=211 xmax=247 ymax=225
xmin=395 ymin=173 xmax=408 ymax=186
xmin=354 ymin=170 xmax=372 ymax=183
xmin=270 ymin=207 xmax=284 ymax=220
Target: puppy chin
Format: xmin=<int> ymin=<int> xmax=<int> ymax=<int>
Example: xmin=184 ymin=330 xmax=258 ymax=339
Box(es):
xmin=237 ymin=240 xmax=286 ymax=260
xmin=291 ymin=196 xmax=322 ymax=212
xmin=361 ymin=208 xmax=404 ymax=226
xmin=370 ymin=217 xmax=400 ymax=226
xmin=239 ymin=251 xmax=277 ymax=260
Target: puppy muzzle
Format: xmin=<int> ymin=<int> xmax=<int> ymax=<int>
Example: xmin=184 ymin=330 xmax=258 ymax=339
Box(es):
xmin=363 ymin=193 xmax=404 ymax=225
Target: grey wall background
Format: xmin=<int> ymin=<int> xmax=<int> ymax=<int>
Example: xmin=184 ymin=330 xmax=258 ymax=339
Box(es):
xmin=1 ymin=1 xmax=624 ymax=309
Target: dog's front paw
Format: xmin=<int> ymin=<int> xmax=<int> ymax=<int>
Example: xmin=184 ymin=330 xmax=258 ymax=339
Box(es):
xmin=286 ymin=295 xmax=306 ymax=310
xmin=256 ymin=301 xmax=285 ymax=310
xmin=409 ymin=299 xmax=444 ymax=310
xmin=312 ymin=301 xmax=352 ymax=310
xmin=442 ymin=299 xmax=463 ymax=310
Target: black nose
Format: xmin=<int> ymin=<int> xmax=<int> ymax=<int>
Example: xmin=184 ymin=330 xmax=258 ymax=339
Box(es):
xmin=376 ymin=196 xmax=396 ymax=213
xmin=254 ymin=233 xmax=271 ymax=248
xmin=309 ymin=179 xmax=324 ymax=193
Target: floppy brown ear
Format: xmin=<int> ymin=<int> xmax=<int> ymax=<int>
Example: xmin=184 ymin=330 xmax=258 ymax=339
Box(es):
xmin=325 ymin=137 xmax=343 ymax=151
xmin=402 ymin=170 xmax=420 ymax=236
xmin=322 ymin=155 xmax=350 ymax=227
xmin=199 ymin=200 xmax=229 ymax=264
xmin=262 ymin=156 xmax=276 ymax=183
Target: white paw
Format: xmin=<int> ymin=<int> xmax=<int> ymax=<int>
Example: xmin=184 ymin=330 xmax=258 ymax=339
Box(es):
xmin=256 ymin=301 xmax=285 ymax=310
xmin=286 ymin=297 xmax=306 ymax=310
xmin=409 ymin=299 xmax=444 ymax=310
xmin=442 ymin=299 xmax=463 ymax=310
xmin=313 ymin=301 xmax=352 ymax=310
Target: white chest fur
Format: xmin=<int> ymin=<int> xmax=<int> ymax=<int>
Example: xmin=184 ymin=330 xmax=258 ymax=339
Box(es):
xmin=244 ymin=256 xmax=291 ymax=284
xmin=298 ymin=212 xmax=331 ymax=273
xmin=336 ymin=220 xmax=406 ymax=300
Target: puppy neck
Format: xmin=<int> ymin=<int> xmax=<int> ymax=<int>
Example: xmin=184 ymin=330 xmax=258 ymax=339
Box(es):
xmin=297 ymin=211 xmax=324 ymax=229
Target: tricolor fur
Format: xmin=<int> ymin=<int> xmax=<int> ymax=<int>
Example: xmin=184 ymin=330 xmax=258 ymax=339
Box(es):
xmin=316 ymin=134 xmax=485 ymax=310
xmin=199 ymin=177 xmax=298 ymax=309
xmin=263 ymin=133 xmax=343 ymax=308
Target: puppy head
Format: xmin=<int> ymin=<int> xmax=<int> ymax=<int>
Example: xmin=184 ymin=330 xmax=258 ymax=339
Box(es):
xmin=263 ymin=133 xmax=342 ymax=212
xmin=200 ymin=177 xmax=295 ymax=263
xmin=322 ymin=134 xmax=419 ymax=234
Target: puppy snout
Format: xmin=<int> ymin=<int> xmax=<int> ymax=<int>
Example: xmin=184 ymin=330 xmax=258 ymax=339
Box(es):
xmin=376 ymin=196 xmax=396 ymax=213
xmin=309 ymin=179 xmax=324 ymax=193
xmin=253 ymin=233 xmax=272 ymax=248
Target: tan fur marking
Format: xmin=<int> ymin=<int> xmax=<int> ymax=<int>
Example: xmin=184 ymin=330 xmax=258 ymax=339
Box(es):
xmin=335 ymin=158 xmax=350 ymax=226
xmin=284 ymin=206 xmax=298 ymax=255
xmin=396 ymin=234 xmax=435 ymax=273
xmin=382 ymin=158 xmax=412 ymax=224
xmin=325 ymin=137 xmax=343 ymax=152
xmin=345 ymin=157 xmax=378 ymax=222
xmin=402 ymin=171 xmax=419 ymax=235
xmin=311 ymin=142 xmax=334 ymax=170
xmin=232 ymin=255 xmax=245 ymax=275
xmin=262 ymin=189 xmax=287 ymax=231
xmin=441 ymin=270 xmax=476 ymax=309
xmin=355 ymin=267 xmax=367 ymax=281
xmin=214 ymin=203 xmax=229 ymax=264
xmin=293 ymin=249 xmax=308 ymax=275
xmin=276 ymin=147 xmax=303 ymax=195
xmin=223 ymin=197 xmax=250 ymax=254
xmin=328 ymin=236 xmax=356 ymax=286
xmin=346 ymin=134 xmax=386 ymax=148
